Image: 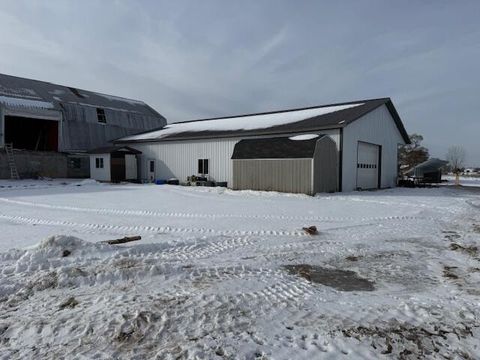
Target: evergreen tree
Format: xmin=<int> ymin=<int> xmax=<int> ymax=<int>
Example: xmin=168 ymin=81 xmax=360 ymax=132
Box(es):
xmin=398 ymin=134 xmax=429 ymax=175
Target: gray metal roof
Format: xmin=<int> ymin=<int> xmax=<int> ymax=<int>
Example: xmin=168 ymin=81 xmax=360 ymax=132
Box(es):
xmin=116 ymin=98 xmax=410 ymax=144
xmin=407 ymin=158 xmax=448 ymax=177
xmin=87 ymin=145 xmax=142 ymax=155
xmin=0 ymin=73 xmax=163 ymax=118
xmin=231 ymin=135 xmax=329 ymax=159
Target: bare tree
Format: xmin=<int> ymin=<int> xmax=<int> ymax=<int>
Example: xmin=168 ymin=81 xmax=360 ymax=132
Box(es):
xmin=446 ymin=146 xmax=466 ymax=185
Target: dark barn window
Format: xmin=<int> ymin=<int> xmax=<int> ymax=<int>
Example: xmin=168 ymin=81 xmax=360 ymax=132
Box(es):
xmin=95 ymin=157 xmax=104 ymax=169
xmin=198 ymin=159 xmax=209 ymax=175
xmin=204 ymin=159 xmax=209 ymax=174
xmin=69 ymin=157 xmax=82 ymax=169
xmin=96 ymin=108 xmax=107 ymax=124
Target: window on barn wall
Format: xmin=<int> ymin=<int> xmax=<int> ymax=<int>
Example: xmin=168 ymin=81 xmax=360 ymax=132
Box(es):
xmin=95 ymin=158 xmax=104 ymax=169
xmin=96 ymin=108 xmax=107 ymax=124
xmin=198 ymin=159 xmax=209 ymax=175
xmin=68 ymin=157 xmax=82 ymax=169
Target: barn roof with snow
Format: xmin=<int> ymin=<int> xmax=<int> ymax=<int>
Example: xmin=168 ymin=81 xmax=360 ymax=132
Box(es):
xmin=0 ymin=73 xmax=161 ymax=117
xmin=117 ymin=98 xmax=409 ymax=144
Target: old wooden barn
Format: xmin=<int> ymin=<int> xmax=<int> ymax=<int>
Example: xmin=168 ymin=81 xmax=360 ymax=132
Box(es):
xmin=0 ymin=73 xmax=166 ymax=178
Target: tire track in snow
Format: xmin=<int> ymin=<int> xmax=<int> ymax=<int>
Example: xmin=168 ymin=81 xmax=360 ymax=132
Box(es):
xmin=466 ymin=199 xmax=480 ymax=209
xmin=153 ymin=237 xmax=258 ymax=260
xmin=0 ymin=213 xmax=307 ymax=237
xmin=0 ymin=198 xmax=435 ymax=223
xmin=323 ymin=195 xmax=463 ymax=212
xmin=188 ymin=266 xmax=315 ymax=306
xmin=0 ymin=184 xmax=60 ymax=192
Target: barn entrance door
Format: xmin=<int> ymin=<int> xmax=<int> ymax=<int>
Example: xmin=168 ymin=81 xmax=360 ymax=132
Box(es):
xmin=111 ymin=154 xmax=126 ymax=183
xmin=356 ymin=142 xmax=380 ymax=190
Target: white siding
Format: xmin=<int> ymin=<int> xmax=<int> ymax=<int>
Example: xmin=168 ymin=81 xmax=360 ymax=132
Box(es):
xmin=129 ymin=129 xmax=340 ymax=187
xmin=342 ymin=105 xmax=405 ymax=192
xmin=89 ymin=154 xmax=111 ymax=182
xmin=132 ymin=139 xmax=238 ymax=185
xmin=125 ymin=154 xmax=137 ymax=180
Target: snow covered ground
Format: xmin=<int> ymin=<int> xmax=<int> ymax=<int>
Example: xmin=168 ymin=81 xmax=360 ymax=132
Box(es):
xmin=443 ymin=175 xmax=480 ymax=187
xmin=0 ymin=180 xmax=479 ymax=359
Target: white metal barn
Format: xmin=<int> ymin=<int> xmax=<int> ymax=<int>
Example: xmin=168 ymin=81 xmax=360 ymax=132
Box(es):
xmin=115 ymin=98 xmax=410 ymax=193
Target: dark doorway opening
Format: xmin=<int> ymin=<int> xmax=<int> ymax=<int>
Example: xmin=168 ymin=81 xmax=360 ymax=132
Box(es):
xmin=5 ymin=116 xmax=58 ymax=151
xmin=110 ymin=153 xmax=126 ymax=182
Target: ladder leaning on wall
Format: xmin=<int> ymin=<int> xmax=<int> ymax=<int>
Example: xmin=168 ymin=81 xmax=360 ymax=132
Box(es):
xmin=4 ymin=143 xmax=20 ymax=180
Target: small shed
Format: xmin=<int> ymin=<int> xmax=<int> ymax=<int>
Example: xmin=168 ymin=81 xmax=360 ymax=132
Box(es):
xmin=88 ymin=146 xmax=141 ymax=182
xmin=231 ymin=134 xmax=338 ymax=195
xmin=408 ymin=158 xmax=448 ymax=183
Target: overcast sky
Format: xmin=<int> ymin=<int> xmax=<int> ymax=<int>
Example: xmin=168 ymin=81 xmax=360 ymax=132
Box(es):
xmin=1 ymin=1 xmax=479 ymax=165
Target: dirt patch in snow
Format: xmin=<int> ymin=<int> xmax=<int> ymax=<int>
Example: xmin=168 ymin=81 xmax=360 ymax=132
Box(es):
xmin=59 ymin=296 xmax=79 ymax=310
xmin=283 ymin=264 xmax=375 ymax=291
xmin=450 ymin=243 xmax=478 ymax=257
xmin=340 ymin=320 xmax=476 ymax=359
xmin=443 ymin=266 xmax=460 ymax=280
xmin=442 ymin=230 xmax=461 ymax=241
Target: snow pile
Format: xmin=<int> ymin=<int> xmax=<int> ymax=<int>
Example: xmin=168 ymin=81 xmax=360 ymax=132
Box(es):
xmin=68 ymin=179 xmax=102 ymax=186
xmin=173 ymin=184 xmax=313 ymax=199
xmin=0 ymin=236 xmax=106 ymax=302
xmin=2 ymin=235 xmax=107 ymax=274
xmin=223 ymin=188 xmax=312 ymax=199
xmin=122 ymin=103 xmax=363 ymax=141
xmin=34 ymin=234 xmax=103 ymax=257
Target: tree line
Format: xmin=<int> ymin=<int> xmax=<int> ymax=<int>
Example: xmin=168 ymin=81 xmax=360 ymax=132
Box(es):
xmin=399 ymin=134 xmax=467 ymax=176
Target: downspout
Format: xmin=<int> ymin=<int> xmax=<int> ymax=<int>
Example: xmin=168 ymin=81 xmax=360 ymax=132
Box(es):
xmin=338 ymin=128 xmax=343 ymax=192
xmin=0 ymin=105 xmax=4 ymax=148
xmin=311 ymin=158 xmax=315 ymax=195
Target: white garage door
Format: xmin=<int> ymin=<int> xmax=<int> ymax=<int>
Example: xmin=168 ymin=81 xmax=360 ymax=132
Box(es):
xmin=356 ymin=142 xmax=380 ymax=190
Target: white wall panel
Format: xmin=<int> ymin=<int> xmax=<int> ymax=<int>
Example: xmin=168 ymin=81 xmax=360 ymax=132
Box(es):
xmin=125 ymin=154 xmax=137 ymax=180
xmin=132 ymin=138 xmax=238 ymax=185
xmin=129 ymin=129 xmax=340 ymax=187
xmin=89 ymin=154 xmax=110 ymax=182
